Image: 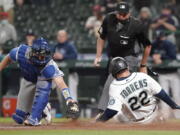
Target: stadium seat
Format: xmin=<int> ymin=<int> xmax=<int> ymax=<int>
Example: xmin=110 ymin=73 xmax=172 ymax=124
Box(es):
xmin=14 ymin=0 xmax=97 ymax=52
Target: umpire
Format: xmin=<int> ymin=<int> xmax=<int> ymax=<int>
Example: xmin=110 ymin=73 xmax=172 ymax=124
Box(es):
xmin=94 ymin=2 xmax=152 ymax=112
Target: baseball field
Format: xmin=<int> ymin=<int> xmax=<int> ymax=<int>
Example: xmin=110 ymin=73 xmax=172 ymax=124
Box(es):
xmin=0 ymin=118 xmax=180 ymax=135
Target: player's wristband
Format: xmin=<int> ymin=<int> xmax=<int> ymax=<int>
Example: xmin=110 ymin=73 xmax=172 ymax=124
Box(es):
xmin=62 ymin=88 xmax=72 ymax=101
xmin=140 ymin=64 xmax=147 ymax=68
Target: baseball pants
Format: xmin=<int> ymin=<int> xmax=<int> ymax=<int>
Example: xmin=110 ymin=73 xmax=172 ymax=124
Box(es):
xmin=158 ymin=73 xmax=180 ymax=119
xmin=16 ymin=78 xmax=36 ymax=113
xmin=113 ymin=106 xmax=159 ymax=124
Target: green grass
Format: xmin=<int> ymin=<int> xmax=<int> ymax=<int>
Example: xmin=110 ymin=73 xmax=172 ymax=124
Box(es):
xmin=0 ymin=130 xmax=180 ymax=135
xmin=0 ymin=117 xmax=13 ymax=123
xmin=0 ymin=117 xmax=69 ymax=123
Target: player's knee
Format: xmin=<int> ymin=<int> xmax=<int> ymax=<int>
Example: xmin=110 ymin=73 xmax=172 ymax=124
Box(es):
xmin=12 ymin=109 xmax=29 ymax=124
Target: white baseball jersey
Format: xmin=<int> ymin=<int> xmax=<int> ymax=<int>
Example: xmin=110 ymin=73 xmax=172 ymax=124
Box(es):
xmin=107 ymin=72 xmax=162 ymax=122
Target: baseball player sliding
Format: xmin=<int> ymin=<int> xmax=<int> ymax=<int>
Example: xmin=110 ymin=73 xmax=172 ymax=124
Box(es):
xmin=0 ymin=37 xmax=80 ymax=126
xmin=96 ymin=57 xmax=180 ymax=124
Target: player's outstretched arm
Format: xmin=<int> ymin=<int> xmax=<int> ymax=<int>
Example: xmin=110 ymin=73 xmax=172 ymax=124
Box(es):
xmin=53 ymin=77 xmax=74 ymax=102
xmin=53 ymin=77 xmax=80 ymax=119
xmin=0 ymin=55 xmax=12 ymax=71
xmin=155 ymin=89 xmax=180 ymax=109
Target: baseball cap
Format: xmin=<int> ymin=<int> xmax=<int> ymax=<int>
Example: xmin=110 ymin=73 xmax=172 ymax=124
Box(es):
xmin=0 ymin=12 xmax=8 ymax=18
xmin=93 ymin=5 xmax=101 ymax=12
xmin=162 ymin=4 xmax=173 ymax=11
xmin=116 ymin=2 xmax=129 ymax=14
xmin=26 ymin=29 xmax=36 ymax=36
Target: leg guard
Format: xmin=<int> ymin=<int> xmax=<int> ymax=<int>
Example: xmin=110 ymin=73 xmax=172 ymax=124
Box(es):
xmin=12 ymin=109 xmax=29 ymax=124
xmin=27 ymin=80 xmax=52 ymax=125
xmin=42 ymin=103 xmax=52 ymax=124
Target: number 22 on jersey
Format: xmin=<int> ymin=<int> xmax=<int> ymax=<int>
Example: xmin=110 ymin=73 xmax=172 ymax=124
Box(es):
xmin=128 ymin=90 xmax=150 ymax=111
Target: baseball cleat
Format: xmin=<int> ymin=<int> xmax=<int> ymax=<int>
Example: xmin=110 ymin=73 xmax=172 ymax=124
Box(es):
xmin=24 ymin=116 xmax=41 ymax=126
xmin=24 ymin=119 xmax=41 ymax=126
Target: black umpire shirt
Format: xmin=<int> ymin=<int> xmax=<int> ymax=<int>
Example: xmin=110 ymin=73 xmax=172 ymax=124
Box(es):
xmin=99 ymin=12 xmax=151 ymax=58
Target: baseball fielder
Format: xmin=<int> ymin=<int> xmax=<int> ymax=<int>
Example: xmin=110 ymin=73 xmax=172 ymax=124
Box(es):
xmin=96 ymin=57 xmax=180 ymax=123
xmin=0 ymin=38 xmax=80 ymax=126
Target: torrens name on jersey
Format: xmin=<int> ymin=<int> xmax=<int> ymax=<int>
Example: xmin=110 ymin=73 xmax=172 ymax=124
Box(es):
xmin=120 ymin=79 xmax=147 ymax=99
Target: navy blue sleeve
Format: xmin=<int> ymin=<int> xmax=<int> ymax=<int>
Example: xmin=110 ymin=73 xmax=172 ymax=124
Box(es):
xmin=63 ymin=44 xmax=77 ymax=60
xmin=96 ymin=109 xmax=118 ymax=122
xmin=155 ymin=89 xmax=178 ymax=109
xmin=162 ymin=41 xmax=176 ymax=60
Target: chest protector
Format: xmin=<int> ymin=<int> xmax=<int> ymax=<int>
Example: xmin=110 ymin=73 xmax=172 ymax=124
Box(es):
xmin=17 ymin=45 xmax=39 ymax=83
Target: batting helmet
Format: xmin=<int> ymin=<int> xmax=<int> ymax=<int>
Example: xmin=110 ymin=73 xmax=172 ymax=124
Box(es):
xmin=109 ymin=57 xmax=128 ymax=78
xmin=29 ymin=37 xmax=51 ymax=66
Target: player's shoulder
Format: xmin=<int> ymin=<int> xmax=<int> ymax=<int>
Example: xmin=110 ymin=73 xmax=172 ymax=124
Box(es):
xmin=130 ymin=16 xmax=142 ymax=25
xmin=41 ymin=60 xmax=63 ymax=79
xmin=87 ymin=16 xmax=96 ymax=21
xmin=136 ymin=72 xmax=147 ymax=76
xmin=136 ymin=72 xmax=149 ymax=77
xmin=113 ymin=72 xmax=137 ymax=83
xmin=130 ymin=16 xmax=140 ymax=21
xmin=6 ymin=23 xmax=16 ymax=29
xmin=41 ymin=60 xmax=57 ymax=79
xmin=18 ymin=43 xmax=29 ymax=48
xmin=15 ymin=44 xmax=30 ymax=52
xmin=45 ymin=59 xmax=56 ymax=66
xmin=105 ymin=11 xmax=117 ymax=20
xmin=110 ymin=73 xmax=137 ymax=89
xmin=135 ymin=72 xmax=153 ymax=81
xmin=43 ymin=60 xmax=58 ymax=72
xmin=18 ymin=44 xmax=31 ymax=54
xmin=109 ymin=82 xmax=120 ymax=96
xmin=9 ymin=44 xmax=29 ymax=59
xmin=107 ymin=11 xmax=116 ymax=17
xmin=66 ymin=41 xmax=75 ymax=48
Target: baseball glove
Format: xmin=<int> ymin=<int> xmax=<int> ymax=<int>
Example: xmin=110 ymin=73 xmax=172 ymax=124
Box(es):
xmin=66 ymin=101 xmax=80 ymax=119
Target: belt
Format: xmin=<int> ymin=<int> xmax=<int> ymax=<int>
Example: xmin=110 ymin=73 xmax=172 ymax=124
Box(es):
xmin=133 ymin=106 xmax=157 ymax=122
xmin=133 ymin=117 xmax=145 ymax=122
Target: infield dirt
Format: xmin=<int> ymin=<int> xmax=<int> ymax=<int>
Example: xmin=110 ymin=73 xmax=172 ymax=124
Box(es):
xmin=0 ymin=120 xmax=180 ymax=131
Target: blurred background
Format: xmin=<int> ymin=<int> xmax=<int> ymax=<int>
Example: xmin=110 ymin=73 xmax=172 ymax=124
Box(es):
xmin=1 ymin=0 xmax=180 ymax=119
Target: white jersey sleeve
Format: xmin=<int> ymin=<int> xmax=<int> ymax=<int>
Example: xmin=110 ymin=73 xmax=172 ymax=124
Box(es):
xmin=107 ymin=84 xmax=123 ymax=112
xmin=144 ymin=73 xmax=162 ymax=95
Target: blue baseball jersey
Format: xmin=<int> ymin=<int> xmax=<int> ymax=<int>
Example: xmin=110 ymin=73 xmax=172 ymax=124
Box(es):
xmin=9 ymin=44 xmax=64 ymax=83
